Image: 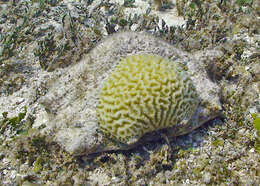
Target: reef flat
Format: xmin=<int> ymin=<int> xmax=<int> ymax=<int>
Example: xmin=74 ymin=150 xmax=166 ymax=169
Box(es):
xmin=0 ymin=0 xmax=259 ymax=185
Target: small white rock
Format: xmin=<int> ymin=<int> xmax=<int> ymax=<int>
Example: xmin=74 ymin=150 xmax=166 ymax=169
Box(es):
xmin=202 ymin=172 xmax=211 ymax=184
xmin=249 ymin=148 xmax=255 ymax=153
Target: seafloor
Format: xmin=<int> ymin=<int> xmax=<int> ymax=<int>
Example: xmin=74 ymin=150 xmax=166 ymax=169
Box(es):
xmin=0 ymin=0 xmax=259 ymax=185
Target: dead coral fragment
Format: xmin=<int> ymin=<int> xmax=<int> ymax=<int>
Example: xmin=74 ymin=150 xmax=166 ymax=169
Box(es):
xmin=97 ymin=54 xmax=198 ymax=144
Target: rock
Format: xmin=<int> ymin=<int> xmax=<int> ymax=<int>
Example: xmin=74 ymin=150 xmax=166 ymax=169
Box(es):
xmin=35 ymin=31 xmax=222 ymax=155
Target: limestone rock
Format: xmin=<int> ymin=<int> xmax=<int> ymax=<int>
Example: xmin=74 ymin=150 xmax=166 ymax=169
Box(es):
xmin=36 ymin=31 xmax=222 ymax=155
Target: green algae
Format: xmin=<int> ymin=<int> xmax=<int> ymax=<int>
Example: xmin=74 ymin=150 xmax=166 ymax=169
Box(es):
xmin=252 ymin=113 xmax=260 ymax=154
xmin=0 ymin=107 xmax=28 ymax=135
xmin=252 ymin=114 xmax=260 ymax=131
xmin=212 ymin=139 xmax=225 ymax=147
xmin=32 ymin=157 xmax=44 ymax=173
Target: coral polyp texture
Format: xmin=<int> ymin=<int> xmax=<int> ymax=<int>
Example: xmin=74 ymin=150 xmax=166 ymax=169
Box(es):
xmin=97 ymin=54 xmax=199 ymax=144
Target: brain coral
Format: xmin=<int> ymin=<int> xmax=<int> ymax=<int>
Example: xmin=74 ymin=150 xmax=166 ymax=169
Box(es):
xmin=97 ymin=54 xmax=199 ymax=144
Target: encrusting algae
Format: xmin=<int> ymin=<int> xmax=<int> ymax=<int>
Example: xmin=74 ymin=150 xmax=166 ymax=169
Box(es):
xmin=97 ymin=54 xmax=199 ymax=144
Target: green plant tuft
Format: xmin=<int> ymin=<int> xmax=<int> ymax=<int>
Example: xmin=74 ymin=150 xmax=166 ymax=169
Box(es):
xmin=252 ymin=113 xmax=260 ymax=154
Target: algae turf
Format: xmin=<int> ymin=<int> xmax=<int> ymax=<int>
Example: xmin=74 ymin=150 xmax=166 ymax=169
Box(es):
xmin=0 ymin=0 xmax=260 ymax=185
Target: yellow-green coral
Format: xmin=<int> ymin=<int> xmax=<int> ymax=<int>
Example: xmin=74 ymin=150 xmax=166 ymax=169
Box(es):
xmin=97 ymin=54 xmax=198 ymax=144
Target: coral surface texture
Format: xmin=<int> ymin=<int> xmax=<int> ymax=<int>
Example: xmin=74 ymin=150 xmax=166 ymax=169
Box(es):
xmin=97 ymin=54 xmax=198 ymax=143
